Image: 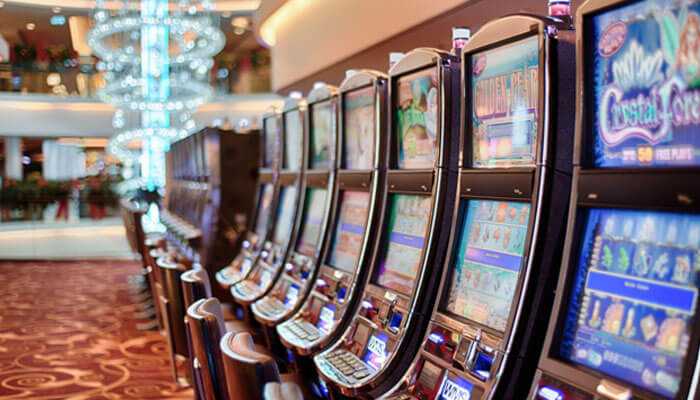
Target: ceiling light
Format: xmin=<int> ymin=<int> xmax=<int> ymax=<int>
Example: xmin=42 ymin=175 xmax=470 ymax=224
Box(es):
xmin=52 ymin=6 xmax=61 ymax=13
xmin=26 ymin=23 xmax=36 ymax=31
xmin=231 ymin=16 xmax=249 ymax=29
xmin=0 ymin=2 xmax=5 ymax=8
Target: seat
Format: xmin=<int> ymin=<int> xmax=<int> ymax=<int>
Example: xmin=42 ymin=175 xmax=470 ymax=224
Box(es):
xmin=156 ymin=255 xmax=191 ymax=385
xmin=186 ymin=298 xmax=229 ymax=400
xmin=263 ymin=382 xmax=304 ymax=400
xmin=181 ymin=267 xmax=213 ymax=310
xmin=220 ymin=331 xmax=283 ymax=400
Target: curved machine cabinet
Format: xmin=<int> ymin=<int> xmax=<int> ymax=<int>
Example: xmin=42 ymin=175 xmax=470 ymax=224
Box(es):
xmin=231 ymin=95 xmax=308 ymax=324
xmin=276 ymin=71 xmax=388 ymax=363
xmin=216 ymin=112 xmax=282 ymax=291
xmin=314 ymin=48 xmax=462 ymax=398
xmin=530 ymin=0 xmax=700 ymax=399
xmin=251 ymin=83 xmax=340 ymax=349
xmin=381 ymin=13 xmax=576 ymax=400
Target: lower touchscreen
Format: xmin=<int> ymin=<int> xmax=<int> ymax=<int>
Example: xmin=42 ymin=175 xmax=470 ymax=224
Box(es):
xmin=559 ymin=208 xmax=700 ymax=398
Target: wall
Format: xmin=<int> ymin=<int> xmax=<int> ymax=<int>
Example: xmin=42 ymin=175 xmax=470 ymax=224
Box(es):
xmin=261 ymin=0 xmax=585 ymax=95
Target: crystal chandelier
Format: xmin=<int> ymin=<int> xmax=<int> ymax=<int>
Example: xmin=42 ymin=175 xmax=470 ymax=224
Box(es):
xmin=88 ymin=0 xmax=224 ymax=189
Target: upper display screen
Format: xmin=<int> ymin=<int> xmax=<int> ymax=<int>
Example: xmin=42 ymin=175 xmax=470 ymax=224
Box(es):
xmin=284 ymin=110 xmax=303 ymax=170
xmin=559 ymin=208 xmax=700 ymax=397
xmin=311 ymin=100 xmax=334 ymax=169
xmin=445 ymin=200 xmax=531 ymax=331
xmin=343 ymin=86 xmax=376 ymax=169
xmin=395 ymin=68 xmax=439 ymax=169
xmin=263 ymin=117 xmax=278 ymax=168
xmin=272 ymin=186 xmax=298 ymax=246
xmin=471 ymin=36 xmax=539 ymax=168
xmin=588 ymin=0 xmax=700 ymax=167
xmin=327 ymin=191 xmax=371 ymax=272
xmin=254 ymin=184 xmax=275 ymax=237
xmin=375 ymin=194 xmax=432 ymax=295
xmin=295 ymin=188 xmax=328 ymax=256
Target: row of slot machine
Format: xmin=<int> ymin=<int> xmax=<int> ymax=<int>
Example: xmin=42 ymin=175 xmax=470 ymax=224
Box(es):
xmin=212 ymin=0 xmax=700 ymax=398
xmin=163 ymin=127 xmax=259 ymax=282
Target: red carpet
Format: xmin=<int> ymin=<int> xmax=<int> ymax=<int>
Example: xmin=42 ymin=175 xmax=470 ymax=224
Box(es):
xmin=0 ymin=260 xmax=192 ymax=399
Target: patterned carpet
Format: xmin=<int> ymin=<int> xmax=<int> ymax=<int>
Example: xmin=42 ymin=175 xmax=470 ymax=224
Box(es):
xmin=0 ymin=260 xmax=193 ymax=399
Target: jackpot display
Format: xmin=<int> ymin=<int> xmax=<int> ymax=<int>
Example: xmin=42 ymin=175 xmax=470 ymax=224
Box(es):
xmin=395 ymin=69 xmax=439 ymax=169
xmin=444 ymin=200 xmax=531 ymax=331
xmin=264 ymin=118 xmax=278 ymax=167
xmin=472 ymin=36 xmax=539 ymax=168
xmin=273 ymin=187 xmax=299 ymax=246
xmin=328 ymin=191 xmax=371 ymax=272
xmin=344 ymin=87 xmax=376 ymax=169
xmin=311 ymin=101 xmax=334 ymax=168
xmin=559 ymin=208 xmax=700 ymax=397
xmin=254 ymin=184 xmax=275 ymax=237
xmin=375 ymin=195 xmax=432 ymax=294
xmin=589 ymin=0 xmax=700 ymax=167
xmin=284 ymin=110 xmax=304 ymax=170
xmin=296 ymin=188 xmax=328 ymax=256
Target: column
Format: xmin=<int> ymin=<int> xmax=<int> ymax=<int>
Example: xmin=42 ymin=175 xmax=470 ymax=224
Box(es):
xmin=4 ymin=136 xmax=22 ymax=180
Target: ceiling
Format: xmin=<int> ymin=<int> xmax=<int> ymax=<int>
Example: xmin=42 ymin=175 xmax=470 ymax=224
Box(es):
xmin=1 ymin=0 xmax=260 ymax=12
xmin=0 ymin=2 xmax=261 ymax=55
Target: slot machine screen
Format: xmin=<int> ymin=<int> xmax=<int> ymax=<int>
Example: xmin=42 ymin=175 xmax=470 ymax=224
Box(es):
xmin=362 ymin=332 xmax=391 ymax=370
xmin=375 ymin=195 xmax=432 ymax=295
xmin=284 ymin=110 xmax=303 ymax=170
xmin=471 ymin=36 xmax=539 ymax=168
xmin=444 ymin=200 xmax=531 ymax=331
xmin=254 ymin=184 xmax=275 ymax=237
xmin=395 ymin=68 xmax=439 ymax=169
xmin=559 ymin=208 xmax=700 ymax=397
xmin=311 ymin=100 xmax=333 ymax=169
xmin=273 ymin=186 xmax=299 ymax=246
xmin=296 ymin=188 xmax=328 ymax=256
xmin=343 ymin=86 xmax=376 ymax=169
xmin=327 ymin=191 xmax=371 ymax=272
xmin=263 ymin=117 xmax=278 ymax=168
xmin=587 ymin=0 xmax=700 ymax=167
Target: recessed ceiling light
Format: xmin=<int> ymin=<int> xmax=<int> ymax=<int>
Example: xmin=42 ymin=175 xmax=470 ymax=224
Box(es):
xmin=26 ymin=23 xmax=36 ymax=31
xmin=231 ymin=16 xmax=250 ymax=29
xmin=0 ymin=1 xmax=5 ymax=8
xmin=52 ymin=6 xmax=61 ymax=13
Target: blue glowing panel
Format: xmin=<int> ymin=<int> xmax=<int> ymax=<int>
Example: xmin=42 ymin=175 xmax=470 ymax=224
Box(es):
xmin=362 ymin=332 xmax=389 ymax=370
xmin=559 ymin=208 xmax=700 ymax=397
xmin=437 ymin=374 xmax=475 ymax=400
xmin=589 ymin=0 xmax=700 ymax=167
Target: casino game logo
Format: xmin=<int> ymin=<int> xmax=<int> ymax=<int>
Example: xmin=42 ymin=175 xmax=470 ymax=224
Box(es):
xmin=594 ymin=3 xmax=700 ymax=167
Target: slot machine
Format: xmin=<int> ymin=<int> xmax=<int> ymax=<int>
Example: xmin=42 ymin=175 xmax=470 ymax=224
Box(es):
xmin=231 ymin=94 xmax=307 ymax=322
xmin=380 ymin=9 xmax=576 ymax=400
xmin=276 ymin=70 xmax=388 ymax=391
xmin=530 ymin=0 xmax=700 ymax=399
xmin=216 ymin=111 xmax=282 ymax=290
xmin=250 ymin=83 xmax=339 ymax=347
xmin=314 ymin=45 xmax=462 ymax=398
